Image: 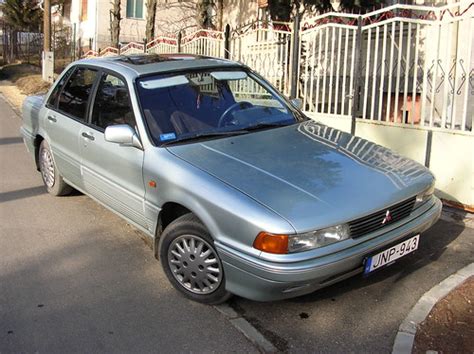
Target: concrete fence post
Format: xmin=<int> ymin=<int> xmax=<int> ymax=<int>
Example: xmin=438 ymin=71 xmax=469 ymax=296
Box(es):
xmin=290 ymin=15 xmax=300 ymax=99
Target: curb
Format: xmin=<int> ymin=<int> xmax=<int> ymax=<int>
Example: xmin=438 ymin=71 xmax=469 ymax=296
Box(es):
xmin=214 ymin=304 xmax=277 ymax=353
xmin=392 ymin=263 xmax=474 ymax=354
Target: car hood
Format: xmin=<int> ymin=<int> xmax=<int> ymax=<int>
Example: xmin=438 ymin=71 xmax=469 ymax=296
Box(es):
xmin=167 ymin=121 xmax=434 ymax=231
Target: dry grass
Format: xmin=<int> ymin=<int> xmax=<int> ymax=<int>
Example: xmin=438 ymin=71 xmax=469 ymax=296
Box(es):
xmin=16 ymin=75 xmax=51 ymax=95
xmin=0 ymin=63 xmax=51 ymax=95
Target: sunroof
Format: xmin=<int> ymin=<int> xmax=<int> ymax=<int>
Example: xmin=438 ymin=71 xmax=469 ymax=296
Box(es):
xmin=115 ymin=54 xmax=206 ymax=65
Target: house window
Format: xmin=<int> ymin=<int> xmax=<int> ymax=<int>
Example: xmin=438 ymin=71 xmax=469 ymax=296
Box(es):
xmin=81 ymin=0 xmax=88 ymax=21
xmin=126 ymin=0 xmax=144 ymax=18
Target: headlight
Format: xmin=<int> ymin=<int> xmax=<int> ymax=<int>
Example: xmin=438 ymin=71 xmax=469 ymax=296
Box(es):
xmin=415 ymin=182 xmax=435 ymax=208
xmin=253 ymin=224 xmax=350 ymax=254
xmin=288 ymin=224 xmax=350 ymax=253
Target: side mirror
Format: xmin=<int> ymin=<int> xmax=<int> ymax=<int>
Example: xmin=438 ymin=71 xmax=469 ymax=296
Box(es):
xmin=290 ymin=98 xmax=303 ymax=109
xmin=104 ymin=124 xmax=143 ymax=149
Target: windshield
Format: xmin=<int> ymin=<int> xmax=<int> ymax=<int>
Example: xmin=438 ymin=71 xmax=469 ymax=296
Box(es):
xmin=137 ymin=69 xmax=300 ymax=145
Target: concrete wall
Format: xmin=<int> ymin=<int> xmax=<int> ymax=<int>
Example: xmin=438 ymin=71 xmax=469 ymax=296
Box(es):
xmin=69 ymin=0 xmax=148 ymax=51
xmin=222 ymin=0 xmax=259 ymax=29
xmin=307 ymin=113 xmax=474 ymax=208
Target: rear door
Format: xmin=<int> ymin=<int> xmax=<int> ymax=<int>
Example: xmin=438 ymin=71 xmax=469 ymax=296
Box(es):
xmin=80 ymin=71 xmax=147 ymax=228
xmin=44 ymin=66 xmax=99 ymax=189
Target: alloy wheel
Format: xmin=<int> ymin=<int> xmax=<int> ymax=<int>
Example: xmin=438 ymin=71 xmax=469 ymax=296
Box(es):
xmin=167 ymin=235 xmax=223 ymax=294
xmin=40 ymin=147 xmax=55 ymax=188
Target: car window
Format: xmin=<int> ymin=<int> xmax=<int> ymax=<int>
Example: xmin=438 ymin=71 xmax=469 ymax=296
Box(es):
xmin=58 ymin=67 xmax=98 ymax=121
xmin=47 ymin=67 xmax=74 ymax=108
xmin=91 ymin=73 xmax=136 ymax=130
xmin=137 ymin=69 xmax=298 ymax=145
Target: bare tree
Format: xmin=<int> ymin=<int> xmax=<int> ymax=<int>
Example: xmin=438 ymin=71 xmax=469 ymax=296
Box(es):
xmin=154 ymin=0 xmax=199 ymax=34
xmin=110 ymin=0 xmax=121 ymax=48
xmin=196 ymin=0 xmax=214 ymax=29
xmin=146 ymin=0 xmax=157 ymax=43
xmin=215 ymin=0 xmax=223 ymax=31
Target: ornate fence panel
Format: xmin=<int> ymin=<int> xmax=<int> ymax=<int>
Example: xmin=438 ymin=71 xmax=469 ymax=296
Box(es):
xmin=120 ymin=42 xmax=145 ymax=55
xmin=300 ymin=1 xmax=474 ymax=132
xmin=146 ymin=36 xmax=179 ymax=54
xmin=180 ymin=30 xmax=224 ymax=57
xmin=99 ymin=46 xmax=119 ymax=57
xmin=230 ymin=21 xmax=293 ymax=96
xmin=83 ymin=50 xmax=99 ymax=58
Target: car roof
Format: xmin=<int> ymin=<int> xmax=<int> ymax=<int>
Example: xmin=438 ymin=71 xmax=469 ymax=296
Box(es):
xmin=77 ymin=53 xmax=244 ymax=78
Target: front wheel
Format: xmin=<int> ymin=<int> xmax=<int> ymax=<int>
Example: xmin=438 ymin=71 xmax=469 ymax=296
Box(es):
xmin=38 ymin=140 xmax=72 ymax=196
xmin=159 ymin=213 xmax=231 ymax=304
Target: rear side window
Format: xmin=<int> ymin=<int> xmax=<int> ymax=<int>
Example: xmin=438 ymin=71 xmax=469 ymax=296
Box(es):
xmin=47 ymin=67 xmax=74 ymax=108
xmin=58 ymin=67 xmax=98 ymax=121
xmin=91 ymin=73 xmax=136 ymax=130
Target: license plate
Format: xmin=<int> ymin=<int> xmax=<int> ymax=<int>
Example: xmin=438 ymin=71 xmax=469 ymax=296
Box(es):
xmin=364 ymin=234 xmax=420 ymax=274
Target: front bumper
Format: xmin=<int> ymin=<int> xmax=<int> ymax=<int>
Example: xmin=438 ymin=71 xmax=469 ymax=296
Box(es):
xmin=217 ymin=197 xmax=442 ymax=301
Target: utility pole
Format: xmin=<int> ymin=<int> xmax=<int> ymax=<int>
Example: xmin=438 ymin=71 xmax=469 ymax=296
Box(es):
xmin=42 ymin=0 xmax=54 ymax=83
xmin=43 ymin=0 xmax=51 ymax=52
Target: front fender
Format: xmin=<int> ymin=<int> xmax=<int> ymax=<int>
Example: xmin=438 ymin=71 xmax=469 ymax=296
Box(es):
xmin=144 ymin=148 xmax=296 ymax=258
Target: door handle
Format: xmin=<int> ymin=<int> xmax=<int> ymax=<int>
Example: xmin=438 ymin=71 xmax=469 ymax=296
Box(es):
xmin=81 ymin=132 xmax=95 ymax=141
xmin=47 ymin=115 xmax=57 ymax=122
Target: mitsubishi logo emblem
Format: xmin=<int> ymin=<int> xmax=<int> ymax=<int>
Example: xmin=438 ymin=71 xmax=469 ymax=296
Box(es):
xmin=382 ymin=210 xmax=392 ymax=224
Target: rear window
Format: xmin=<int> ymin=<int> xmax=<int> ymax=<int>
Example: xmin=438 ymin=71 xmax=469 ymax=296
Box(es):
xmin=58 ymin=67 xmax=98 ymax=121
xmin=47 ymin=67 xmax=74 ymax=108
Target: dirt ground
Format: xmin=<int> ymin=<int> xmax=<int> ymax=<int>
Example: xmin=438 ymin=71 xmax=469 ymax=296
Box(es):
xmin=413 ymin=276 xmax=474 ymax=354
xmin=0 ymin=81 xmax=27 ymax=111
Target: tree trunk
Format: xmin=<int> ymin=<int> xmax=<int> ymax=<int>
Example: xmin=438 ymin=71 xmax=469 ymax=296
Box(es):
xmin=110 ymin=0 xmax=121 ymax=48
xmin=216 ymin=0 xmax=223 ymax=31
xmin=3 ymin=26 xmax=9 ymax=63
xmin=146 ymin=0 xmax=157 ymax=43
xmin=43 ymin=0 xmax=51 ymax=52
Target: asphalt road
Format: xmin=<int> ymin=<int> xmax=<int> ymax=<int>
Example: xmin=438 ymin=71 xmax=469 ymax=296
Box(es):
xmin=0 ymin=97 xmax=257 ymax=353
xmin=1 ymin=95 xmax=473 ymax=353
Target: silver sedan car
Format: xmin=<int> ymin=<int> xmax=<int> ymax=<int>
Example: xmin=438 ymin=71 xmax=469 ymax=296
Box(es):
xmin=21 ymin=54 xmax=442 ymax=304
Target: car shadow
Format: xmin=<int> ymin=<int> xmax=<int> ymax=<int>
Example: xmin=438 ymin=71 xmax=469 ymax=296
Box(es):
xmin=0 ymin=185 xmax=46 ymax=203
xmin=0 ymin=137 xmax=23 ymax=145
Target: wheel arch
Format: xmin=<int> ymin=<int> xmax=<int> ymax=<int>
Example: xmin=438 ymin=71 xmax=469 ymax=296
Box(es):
xmin=34 ymin=134 xmax=45 ymax=170
xmin=154 ymin=202 xmax=195 ymax=258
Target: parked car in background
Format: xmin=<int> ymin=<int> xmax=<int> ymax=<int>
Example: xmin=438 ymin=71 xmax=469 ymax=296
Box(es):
xmin=21 ymin=54 xmax=442 ymax=304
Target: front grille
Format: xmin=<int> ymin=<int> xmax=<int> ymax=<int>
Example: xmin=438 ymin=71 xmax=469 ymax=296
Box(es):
xmin=349 ymin=196 xmax=416 ymax=239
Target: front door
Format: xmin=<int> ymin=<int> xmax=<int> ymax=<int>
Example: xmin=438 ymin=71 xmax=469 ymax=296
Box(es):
xmin=80 ymin=72 xmax=147 ymax=228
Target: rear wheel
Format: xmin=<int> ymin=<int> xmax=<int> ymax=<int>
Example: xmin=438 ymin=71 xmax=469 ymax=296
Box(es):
xmin=159 ymin=213 xmax=231 ymax=304
xmin=38 ymin=140 xmax=72 ymax=196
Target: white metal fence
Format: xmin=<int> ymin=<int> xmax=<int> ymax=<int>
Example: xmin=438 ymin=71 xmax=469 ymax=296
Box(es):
xmin=181 ymin=30 xmax=224 ymax=57
xmin=84 ymin=1 xmax=473 ymax=134
xmin=229 ymin=22 xmax=293 ymax=96
xmin=300 ymin=1 xmax=474 ymax=132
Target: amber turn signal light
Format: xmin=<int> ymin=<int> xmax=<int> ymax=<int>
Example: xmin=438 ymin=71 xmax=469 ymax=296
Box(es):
xmin=253 ymin=232 xmax=289 ymax=254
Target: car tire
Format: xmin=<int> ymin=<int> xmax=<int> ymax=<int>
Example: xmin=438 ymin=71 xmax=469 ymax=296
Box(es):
xmin=38 ymin=140 xmax=72 ymax=196
xmin=159 ymin=213 xmax=231 ymax=304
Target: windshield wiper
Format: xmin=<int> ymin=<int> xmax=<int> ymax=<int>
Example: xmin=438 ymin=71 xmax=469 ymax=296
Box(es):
xmin=244 ymin=122 xmax=292 ymax=131
xmin=160 ymin=130 xmax=248 ymax=146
